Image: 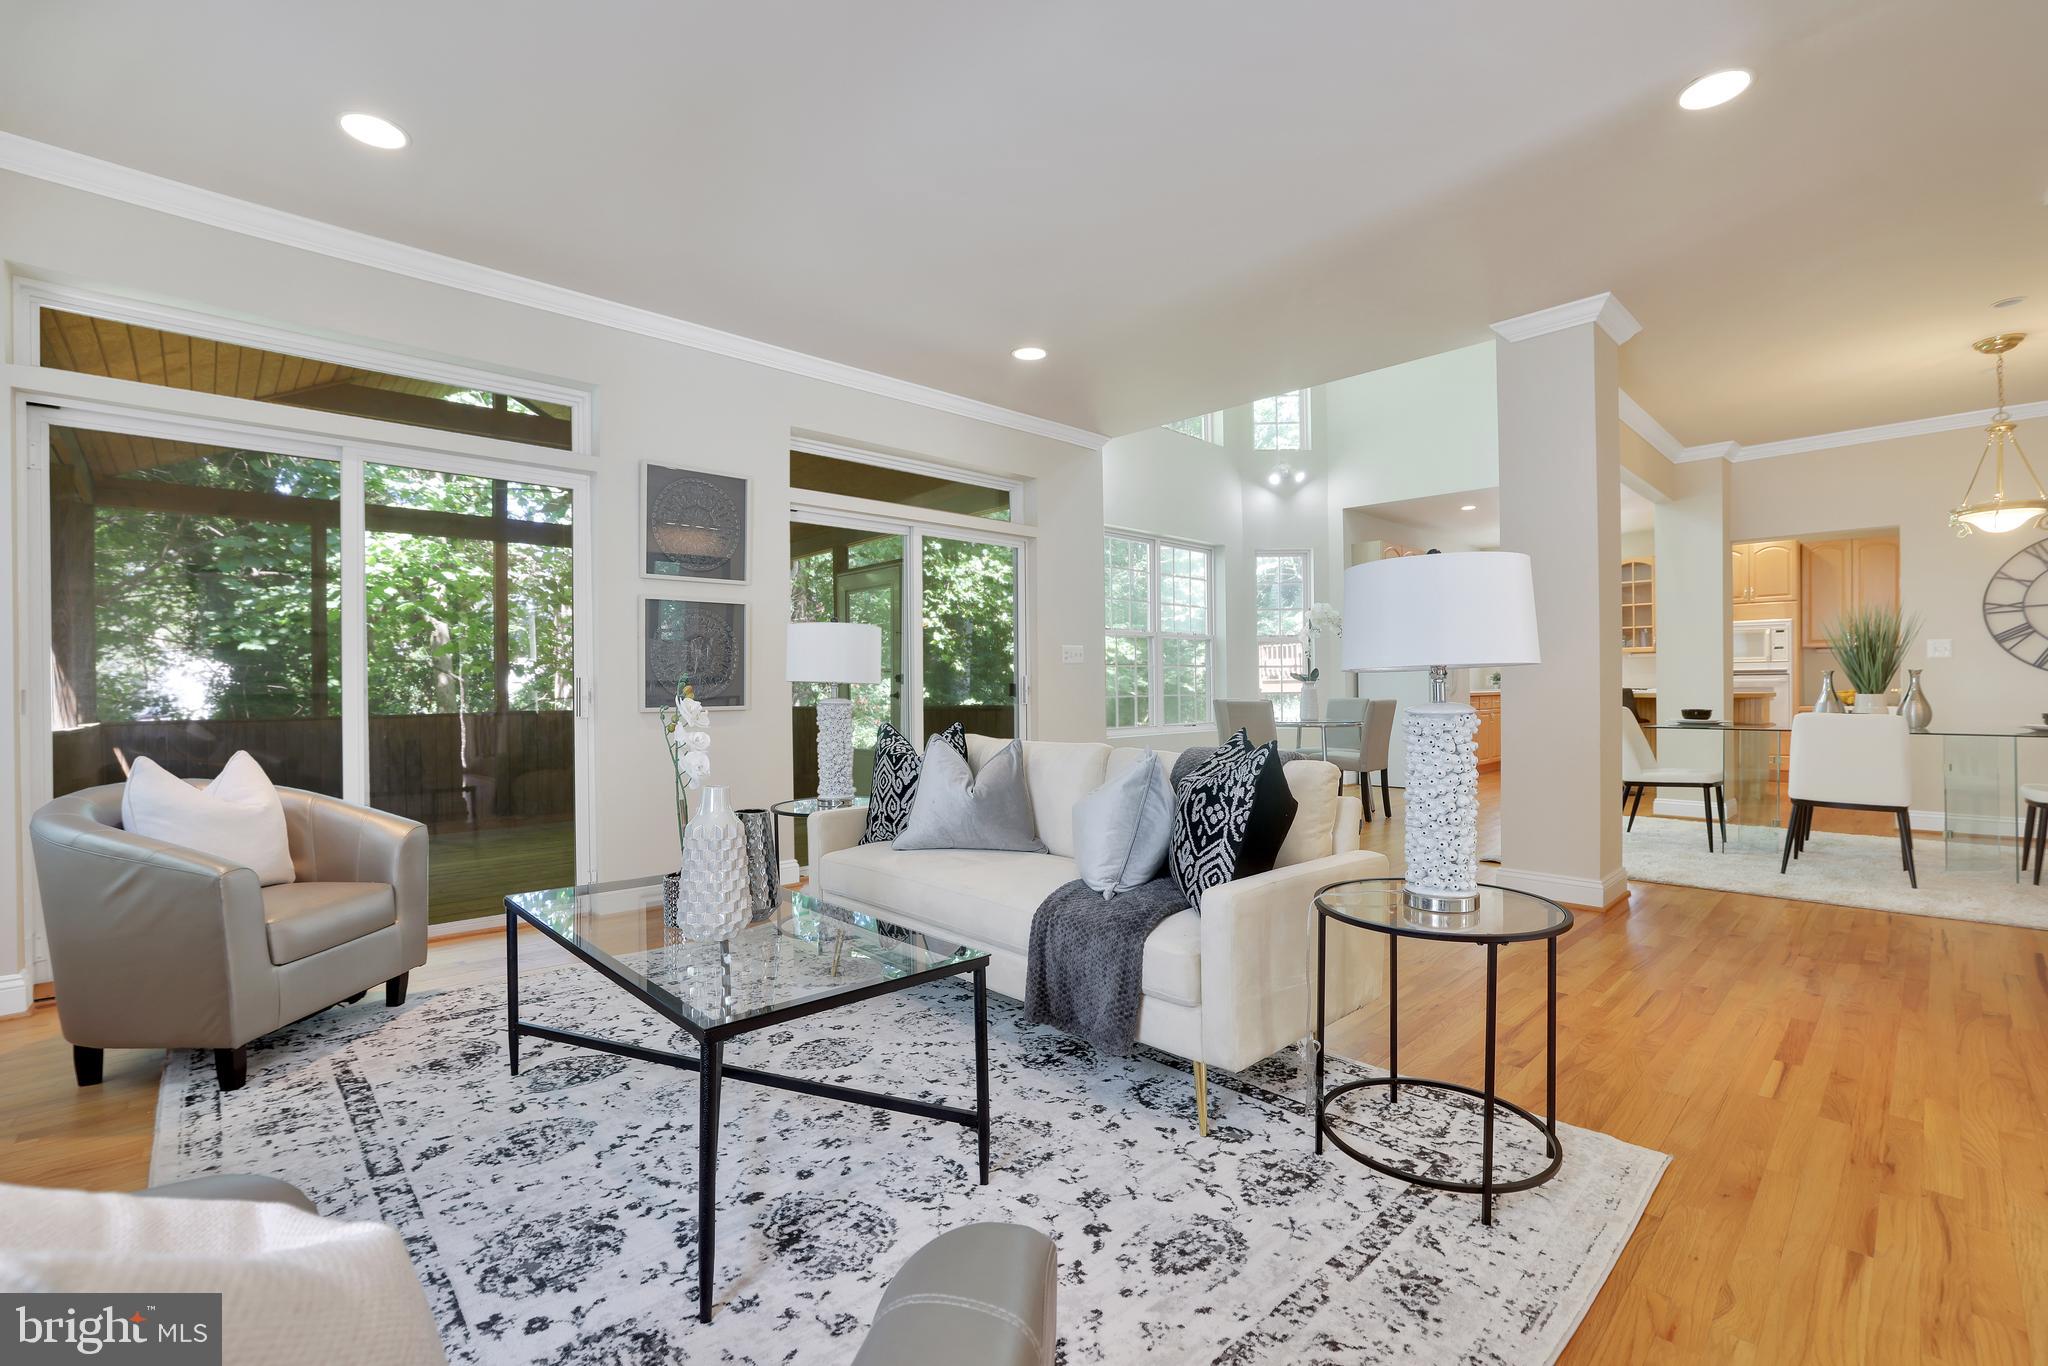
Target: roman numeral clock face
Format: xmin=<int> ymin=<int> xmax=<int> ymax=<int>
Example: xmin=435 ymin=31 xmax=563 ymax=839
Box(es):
xmin=1984 ymin=538 xmax=2048 ymax=670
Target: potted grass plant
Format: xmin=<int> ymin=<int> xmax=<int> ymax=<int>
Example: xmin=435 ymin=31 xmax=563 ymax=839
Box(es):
xmin=1821 ymin=604 xmax=1920 ymax=714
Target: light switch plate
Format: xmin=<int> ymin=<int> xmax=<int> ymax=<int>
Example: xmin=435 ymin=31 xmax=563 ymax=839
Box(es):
xmin=1926 ymin=639 xmax=1952 ymax=658
xmin=1061 ymin=644 xmax=1085 ymax=664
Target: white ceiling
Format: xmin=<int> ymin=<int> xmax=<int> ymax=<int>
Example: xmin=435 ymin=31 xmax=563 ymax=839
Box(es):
xmin=4 ymin=0 xmax=2045 ymax=444
xmin=1363 ymin=484 xmax=1654 ymax=549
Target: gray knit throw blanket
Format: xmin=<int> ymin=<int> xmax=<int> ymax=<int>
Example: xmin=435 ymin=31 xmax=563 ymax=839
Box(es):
xmin=1023 ymin=875 xmax=1187 ymax=1055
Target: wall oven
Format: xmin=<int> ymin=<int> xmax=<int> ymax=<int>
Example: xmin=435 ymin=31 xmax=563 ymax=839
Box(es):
xmin=1732 ymin=618 xmax=1792 ymax=671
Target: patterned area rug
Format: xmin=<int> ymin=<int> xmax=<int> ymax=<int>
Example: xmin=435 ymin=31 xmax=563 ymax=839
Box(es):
xmin=151 ymin=963 xmax=1665 ymax=1365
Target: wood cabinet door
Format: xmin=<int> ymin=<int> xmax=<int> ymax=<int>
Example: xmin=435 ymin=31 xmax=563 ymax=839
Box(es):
xmin=1473 ymin=697 xmax=1502 ymax=769
xmin=1748 ymin=540 xmax=1799 ymax=602
xmin=1852 ymin=537 xmax=1900 ymax=616
xmin=1801 ymin=539 xmax=1850 ymax=647
xmin=1730 ymin=544 xmax=1750 ymax=602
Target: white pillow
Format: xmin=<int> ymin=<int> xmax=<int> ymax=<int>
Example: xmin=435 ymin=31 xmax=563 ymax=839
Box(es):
xmin=121 ymin=751 xmax=296 ymax=886
xmin=1073 ymin=749 xmax=1175 ymax=897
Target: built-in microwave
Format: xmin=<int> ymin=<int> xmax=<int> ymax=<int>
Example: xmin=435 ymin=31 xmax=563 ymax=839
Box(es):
xmin=1733 ymin=618 xmax=1792 ymax=671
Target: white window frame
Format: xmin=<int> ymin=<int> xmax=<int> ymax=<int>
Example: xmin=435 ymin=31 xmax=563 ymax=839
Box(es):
xmin=1162 ymin=413 xmax=1216 ymax=443
xmin=15 ymin=278 xmax=596 ymax=458
xmin=1251 ymin=390 xmax=1307 ymax=452
xmin=1105 ymin=530 xmax=1216 ymax=736
xmin=1254 ymin=549 xmax=1313 ymax=721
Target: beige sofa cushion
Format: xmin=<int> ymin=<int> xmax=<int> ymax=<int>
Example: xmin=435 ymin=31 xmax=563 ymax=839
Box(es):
xmin=820 ymin=843 xmax=1202 ymax=1007
xmin=964 ymin=736 xmax=1108 ymax=859
xmin=1273 ymin=760 xmax=1341 ymax=868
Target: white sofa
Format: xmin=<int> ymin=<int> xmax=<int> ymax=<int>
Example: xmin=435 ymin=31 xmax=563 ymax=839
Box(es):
xmin=809 ymin=735 xmax=1390 ymax=1133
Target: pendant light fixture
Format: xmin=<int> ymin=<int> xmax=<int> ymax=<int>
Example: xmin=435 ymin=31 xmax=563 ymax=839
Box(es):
xmin=1950 ymin=333 xmax=2048 ymax=535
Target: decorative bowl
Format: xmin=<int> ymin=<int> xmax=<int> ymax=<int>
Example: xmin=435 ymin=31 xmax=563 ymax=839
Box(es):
xmin=1680 ymin=707 xmax=1712 ymax=721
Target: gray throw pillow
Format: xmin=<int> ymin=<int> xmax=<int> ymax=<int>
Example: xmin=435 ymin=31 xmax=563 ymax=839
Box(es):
xmin=892 ymin=737 xmax=1047 ymax=853
xmin=1073 ymin=751 xmax=1174 ymax=897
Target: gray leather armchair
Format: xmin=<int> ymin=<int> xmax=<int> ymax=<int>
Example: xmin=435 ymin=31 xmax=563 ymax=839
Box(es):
xmin=853 ymin=1223 xmax=1056 ymax=1366
xmin=28 ymin=783 xmax=428 ymax=1092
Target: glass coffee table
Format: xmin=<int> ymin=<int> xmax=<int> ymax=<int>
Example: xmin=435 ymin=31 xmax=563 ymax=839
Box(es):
xmin=503 ymin=880 xmax=992 ymax=1322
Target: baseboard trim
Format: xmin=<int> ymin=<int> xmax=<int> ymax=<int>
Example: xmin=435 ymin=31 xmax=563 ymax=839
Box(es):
xmin=1489 ymin=865 xmax=1629 ymax=912
xmin=0 ymin=971 xmax=32 ymax=1019
xmin=780 ymin=858 xmax=802 ymax=885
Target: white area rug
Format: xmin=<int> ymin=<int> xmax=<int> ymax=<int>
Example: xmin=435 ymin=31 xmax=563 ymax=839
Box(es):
xmin=1623 ymin=815 xmax=2047 ymax=929
xmin=152 ymin=962 xmax=1665 ymax=1365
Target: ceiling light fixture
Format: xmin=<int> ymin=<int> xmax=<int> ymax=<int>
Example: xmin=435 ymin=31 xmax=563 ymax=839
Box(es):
xmin=339 ymin=112 xmax=408 ymax=149
xmin=1994 ymin=296 xmax=2027 ymax=309
xmin=1949 ymin=333 xmax=2048 ymax=534
xmin=1011 ymin=346 xmax=1047 ymax=361
xmin=1267 ymin=463 xmax=1308 ymax=489
xmin=1460 ymin=504 xmax=1478 ymax=512
xmin=1678 ymin=69 xmax=1752 ymax=111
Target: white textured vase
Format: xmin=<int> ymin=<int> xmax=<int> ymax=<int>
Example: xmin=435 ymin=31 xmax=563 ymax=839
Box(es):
xmin=1401 ymin=702 xmax=1481 ymax=907
xmin=674 ymin=785 xmax=752 ymax=941
xmin=816 ymin=697 xmax=855 ymax=804
xmin=1299 ymin=681 xmax=1321 ymax=723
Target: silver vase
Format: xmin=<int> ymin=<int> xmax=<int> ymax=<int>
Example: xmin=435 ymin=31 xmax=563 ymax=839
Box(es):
xmin=738 ymin=808 xmax=781 ymax=914
xmin=1899 ymin=669 xmax=1932 ymax=732
xmin=1812 ymin=669 xmax=1846 ymax=713
xmin=673 ymin=785 xmax=753 ymax=941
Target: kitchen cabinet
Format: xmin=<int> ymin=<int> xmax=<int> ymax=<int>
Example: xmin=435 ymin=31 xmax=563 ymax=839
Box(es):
xmin=1472 ymin=691 xmax=1502 ymax=771
xmin=1621 ymin=557 xmax=1655 ymax=652
xmin=1800 ymin=534 xmax=1899 ymax=647
xmin=1732 ymin=539 xmax=1799 ymax=604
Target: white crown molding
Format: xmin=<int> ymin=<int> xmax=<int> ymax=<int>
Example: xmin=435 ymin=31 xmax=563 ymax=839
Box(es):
xmin=1617 ymin=390 xmax=1683 ymax=461
xmin=0 ymin=132 xmax=1108 ymax=452
xmin=1671 ymin=398 xmax=2048 ymax=464
xmin=1490 ymin=292 xmax=1642 ymax=347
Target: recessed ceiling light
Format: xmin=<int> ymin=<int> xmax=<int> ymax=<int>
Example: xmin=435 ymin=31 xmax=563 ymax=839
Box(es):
xmin=1994 ymin=296 xmax=2027 ymax=309
xmin=1292 ymin=469 xmax=1308 ymax=486
xmin=1011 ymin=346 xmax=1047 ymax=361
xmin=1460 ymin=504 xmax=1478 ymax=512
xmin=1266 ymin=470 xmax=1282 ymax=487
xmin=1678 ymin=69 xmax=1751 ymax=111
xmin=339 ymin=112 xmax=408 ymax=150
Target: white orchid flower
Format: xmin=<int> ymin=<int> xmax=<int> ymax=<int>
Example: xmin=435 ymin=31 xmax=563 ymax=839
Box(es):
xmin=681 ymin=749 xmax=712 ymax=781
xmin=678 ymin=698 xmax=709 ymax=725
xmin=682 ymin=728 xmax=711 ymax=752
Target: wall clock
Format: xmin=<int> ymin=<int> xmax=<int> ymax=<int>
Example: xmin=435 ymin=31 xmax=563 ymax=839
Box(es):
xmin=1982 ymin=537 xmax=2048 ymax=669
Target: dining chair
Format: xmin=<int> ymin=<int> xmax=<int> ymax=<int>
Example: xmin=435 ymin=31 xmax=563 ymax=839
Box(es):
xmin=1779 ymin=712 xmax=1916 ymax=887
xmin=2020 ymin=784 xmax=2048 ymax=887
xmin=1316 ymin=697 xmax=1385 ymax=827
xmin=1621 ymin=708 xmax=1727 ymax=850
xmin=1212 ymin=699 xmax=1278 ymax=749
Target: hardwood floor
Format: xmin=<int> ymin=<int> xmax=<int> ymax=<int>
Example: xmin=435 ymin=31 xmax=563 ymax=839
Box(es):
xmin=2 ymin=776 xmax=2042 ymax=1363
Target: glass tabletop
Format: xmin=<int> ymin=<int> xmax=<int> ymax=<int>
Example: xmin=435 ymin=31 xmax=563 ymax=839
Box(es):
xmin=505 ymin=881 xmax=985 ymax=1037
xmin=1315 ymin=877 xmax=1572 ymax=942
xmin=1646 ymin=721 xmax=2048 ymax=737
xmin=770 ymin=796 xmax=870 ymax=816
xmin=1286 ymin=719 xmax=1362 ymax=730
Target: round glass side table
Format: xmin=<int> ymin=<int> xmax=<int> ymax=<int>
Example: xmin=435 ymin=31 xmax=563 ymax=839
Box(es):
xmin=769 ymin=796 xmax=869 ymax=873
xmin=1312 ymin=877 xmax=1573 ymax=1224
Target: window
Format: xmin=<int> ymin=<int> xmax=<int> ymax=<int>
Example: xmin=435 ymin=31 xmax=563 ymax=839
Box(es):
xmin=1163 ymin=414 xmax=1214 ymax=442
xmin=1255 ymin=551 xmax=1310 ymax=722
xmin=1104 ymin=533 xmax=1212 ymax=730
xmin=789 ymin=449 xmax=1011 ymax=520
xmin=1252 ymin=391 xmax=1304 ymax=451
xmin=35 ymin=307 xmax=577 ymax=450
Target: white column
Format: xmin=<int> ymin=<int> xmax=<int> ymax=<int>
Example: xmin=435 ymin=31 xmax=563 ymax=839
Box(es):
xmin=1650 ymin=459 xmax=1734 ymax=807
xmin=1492 ymin=294 xmax=1636 ymax=908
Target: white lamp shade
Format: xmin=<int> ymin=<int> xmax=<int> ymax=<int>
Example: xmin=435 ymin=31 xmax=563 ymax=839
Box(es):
xmin=787 ymin=621 xmax=883 ymax=684
xmin=1341 ymin=551 xmax=1541 ymax=671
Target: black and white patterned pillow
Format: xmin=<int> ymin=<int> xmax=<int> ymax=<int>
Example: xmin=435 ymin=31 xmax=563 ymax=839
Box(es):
xmin=861 ymin=722 xmax=968 ymax=845
xmin=1168 ymin=728 xmax=1298 ymax=908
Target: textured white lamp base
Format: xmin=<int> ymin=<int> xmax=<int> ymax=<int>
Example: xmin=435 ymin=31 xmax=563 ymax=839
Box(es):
xmin=816 ymin=697 xmax=855 ymax=804
xmin=1402 ymin=701 xmax=1480 ymax=913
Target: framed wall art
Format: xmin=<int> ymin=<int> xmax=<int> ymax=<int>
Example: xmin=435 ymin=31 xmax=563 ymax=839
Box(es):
xmin=642 ymin=462 xmax=749 ymax=583
xmin=642 ymin=597 xmax=748 ymax=711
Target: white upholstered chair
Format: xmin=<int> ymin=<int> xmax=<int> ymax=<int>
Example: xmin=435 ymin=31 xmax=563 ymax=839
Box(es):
xmin=1621 ymin=708 xmax=1727 ymax=849
xmin=1213 ymin=698 xmax=1278 ymax=748
xmin=1780 ymin=712 xmax=1916 ymax=886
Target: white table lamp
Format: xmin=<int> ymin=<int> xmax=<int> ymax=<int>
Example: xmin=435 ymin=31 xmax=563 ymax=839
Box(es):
xmin=1343 ymin=552 xmax=1540 ymax=917
xmin=787 ymin=622 xmax=883 ymax=805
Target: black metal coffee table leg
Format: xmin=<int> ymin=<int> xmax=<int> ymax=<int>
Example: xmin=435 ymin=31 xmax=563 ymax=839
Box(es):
xmin=1387 ymin=934 xmax=1400 ymax=1102
xmin=505 ymin=906 xmax=520 ymax=1076
xmin=1314 ymin=910 xmax=1328 ymax=1155
xmin=698 ymin=1040 xmax=723 ymax=1323
xmin=974 ymin=968 xmax=991 ymax=1184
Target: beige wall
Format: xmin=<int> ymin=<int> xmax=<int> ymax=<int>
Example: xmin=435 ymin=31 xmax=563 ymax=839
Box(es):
xmin=1727 ymin=430 xmax=2048 ymax=812
xmin=0 ymin=172 xmax=1105 ymax=991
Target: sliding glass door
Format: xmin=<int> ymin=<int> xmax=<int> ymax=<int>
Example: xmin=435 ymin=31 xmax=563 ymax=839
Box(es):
xmin=921 ymin=534 xmax=1019 ymax=740
xmin=790 ymin=520 xmax=905 ymax=798
xmin=33 ymin=409 xmax=589 ymax=927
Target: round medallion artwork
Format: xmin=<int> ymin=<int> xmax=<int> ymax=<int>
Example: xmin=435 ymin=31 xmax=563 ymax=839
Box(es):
xmin=651 ymin=608 xmax=739 ymax=697
xmin=650 ymin=474 xmax=743 ymax=575
xmin=1982 ymin=537 xmax=2048 ymax=670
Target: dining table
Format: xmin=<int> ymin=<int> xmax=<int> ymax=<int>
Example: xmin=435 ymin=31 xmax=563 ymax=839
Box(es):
xmin=1643 ymin=719 xmax=2048 ymax=879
